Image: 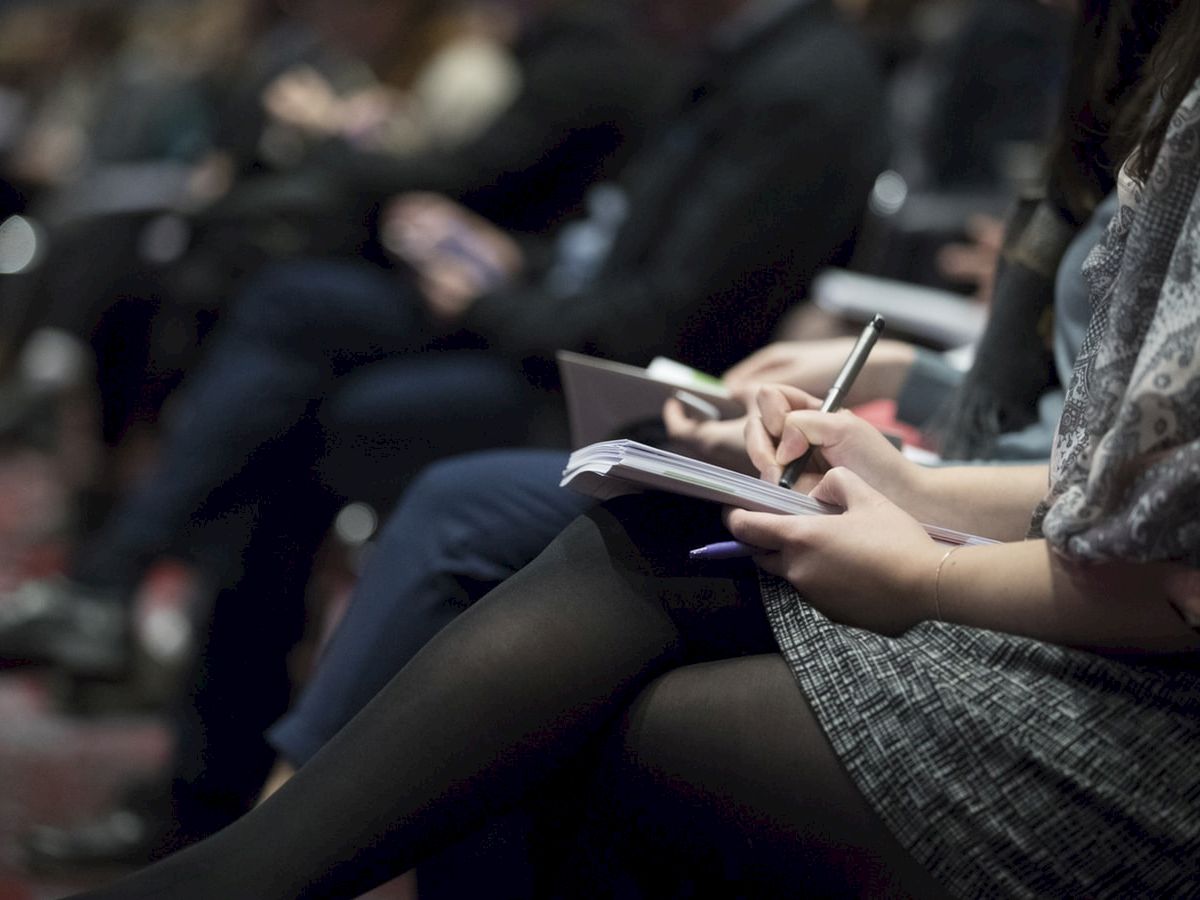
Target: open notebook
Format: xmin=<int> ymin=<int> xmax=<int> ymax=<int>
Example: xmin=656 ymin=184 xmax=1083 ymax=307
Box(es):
xmin=561 ymin=440 xmax=994 ymax=547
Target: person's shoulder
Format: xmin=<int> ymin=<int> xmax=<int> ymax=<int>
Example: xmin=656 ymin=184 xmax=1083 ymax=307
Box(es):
xmin=747 ymin=7 xmax=872 ymax=71
xmin=526 ymin=3 xmax=642 ymax=51
xmin=733 ymin=8 xmax=882 ymax=104
xmin=520 ymin=4 xmax=665 ymax=83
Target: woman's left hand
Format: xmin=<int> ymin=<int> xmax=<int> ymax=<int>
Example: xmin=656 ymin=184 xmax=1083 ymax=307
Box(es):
xmin=725 ymin=466 xmax=944 ymax=635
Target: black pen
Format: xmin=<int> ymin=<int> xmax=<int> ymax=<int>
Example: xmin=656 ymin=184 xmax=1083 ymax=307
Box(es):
xmin=778 ymin=314 xmax=885 ymax=489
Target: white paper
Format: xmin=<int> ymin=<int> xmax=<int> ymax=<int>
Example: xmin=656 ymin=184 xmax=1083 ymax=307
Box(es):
xmin=562 ymin=440 xmax=995 ymax=547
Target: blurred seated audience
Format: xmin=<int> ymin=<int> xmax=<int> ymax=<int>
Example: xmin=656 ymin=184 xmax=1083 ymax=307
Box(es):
xmin=259 ymin=173 xmax=1120 ymax=800
xmin=0 ymin=0 xmax=661 ymax=468
xmin=55 ymin=1 xmax=1200 ymax=891
xmin=3 ymin=0 xmax=1087 ymax=887
xmin=228 ymin=185 xmax=1114 ymax=894
xmin=850 ymin=0 xmax=1072 ymax=290
xmin=3 ymin=0 xmax=889 ymax=869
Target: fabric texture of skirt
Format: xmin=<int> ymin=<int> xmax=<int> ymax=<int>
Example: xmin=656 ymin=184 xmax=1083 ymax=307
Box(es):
xmin=759 ymin=574 xmax=1200 ymax=898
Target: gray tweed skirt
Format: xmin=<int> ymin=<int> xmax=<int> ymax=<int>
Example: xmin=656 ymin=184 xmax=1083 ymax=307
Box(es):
xmin=759 ymin=575 xmax=1200 ymax=898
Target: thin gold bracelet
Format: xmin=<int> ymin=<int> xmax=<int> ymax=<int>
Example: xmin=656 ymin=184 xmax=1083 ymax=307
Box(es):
xmin=933 ymin=545 xmax=962 ymax=621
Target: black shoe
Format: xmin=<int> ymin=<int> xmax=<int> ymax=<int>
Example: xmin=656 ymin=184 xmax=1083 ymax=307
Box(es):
xmin=21 ymin=807 xmax=165 ymax=873
xmin=0 ymin=577 xmax=130 ymax=678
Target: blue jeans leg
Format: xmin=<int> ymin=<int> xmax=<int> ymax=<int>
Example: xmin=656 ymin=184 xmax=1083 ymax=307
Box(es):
xmin=315 ymin=352 xmax=535 ymax=507
xmin=73 ymin=259 xmax=426 ymax=588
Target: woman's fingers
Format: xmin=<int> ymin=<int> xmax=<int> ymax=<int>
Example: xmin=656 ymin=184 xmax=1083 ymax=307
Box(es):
xmin=754 ymin=386 xmax=789 ymax=440
xmin=745 ymin=385 xmax=827 ymax=482
xmin=775 ymin=408 xmax=866 ymax=468
xmin=775 ymin=409 xmax=842 ymax=467
xmin=755 ymin=385 xmax=821 ymax=437
xmin=724 ymin=508 xmax=803 ymax=552
xmin=809 ymin=466 xmax=880 ymax=509
xmin=744 ymin=414 xmax=782 ymax=483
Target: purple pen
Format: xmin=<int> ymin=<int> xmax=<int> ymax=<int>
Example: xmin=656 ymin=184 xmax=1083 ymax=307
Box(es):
xmin=688 ymin=540 xmax=762 ymax=560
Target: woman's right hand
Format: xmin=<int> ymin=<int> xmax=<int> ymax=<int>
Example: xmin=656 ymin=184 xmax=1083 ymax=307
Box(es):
xmin=745 ymin=384 xmax=924 ymax=509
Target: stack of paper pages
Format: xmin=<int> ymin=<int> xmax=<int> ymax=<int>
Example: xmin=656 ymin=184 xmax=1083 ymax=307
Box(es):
xmin=562 ymin=440 xmax=993 ymax=547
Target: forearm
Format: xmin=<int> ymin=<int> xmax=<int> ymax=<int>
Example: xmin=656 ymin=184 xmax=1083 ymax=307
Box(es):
xmin=932 ymin=540 xmax=1200 ymax=655
xmin=845 ymin=340 xmax=918 ymax=406
xmin=900 ymin=463 xmax=1048 ymax=541
xmin=748 ymin=338 xmax=919 ymax=405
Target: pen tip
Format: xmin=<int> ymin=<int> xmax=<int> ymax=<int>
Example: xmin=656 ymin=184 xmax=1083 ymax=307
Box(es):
xmin=870 ymin=314 xmax=885 ymax=331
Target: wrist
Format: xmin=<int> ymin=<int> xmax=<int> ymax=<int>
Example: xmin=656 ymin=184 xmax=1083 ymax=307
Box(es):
xmin=930 ymin=544 xmax=963 ymax=622
xmin=894 ymin=540 xmax=948 ymax=630
xmin=900 ymin=541 xmax=955 ymax=628
xmin=884 ymin=450 xmax=931 ymax=519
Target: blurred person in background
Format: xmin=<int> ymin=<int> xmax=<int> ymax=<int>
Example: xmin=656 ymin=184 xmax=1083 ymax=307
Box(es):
xmin=0 ymin=0 xmax=662 ymax=597
xmin=59 ymin=0 xmax=1200 ymax=891
xmin=2 ymin=0 xmax=668 ymax=870
xmin=0 ymin=0 xmax=501 ymax=449
xmin=6 ymin=0 xmax=889 ymax=876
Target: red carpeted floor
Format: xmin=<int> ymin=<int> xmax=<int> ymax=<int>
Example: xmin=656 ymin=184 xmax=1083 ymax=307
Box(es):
xmin=0 ymin=671 xmax=170 ymax=899
xmin=0 ymin=451 xmax=413 ymax=899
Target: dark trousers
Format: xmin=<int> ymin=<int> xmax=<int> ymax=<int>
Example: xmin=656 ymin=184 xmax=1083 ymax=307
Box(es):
xmin=72 ymin=260 xmax=534 ymax=838
xmin=268 ymin=449 xmax=589 ymax=764
xmin=73 ymin=258 xmax=530 ymax=589
xmin=269 ymin=449 xmax=593 ymax=898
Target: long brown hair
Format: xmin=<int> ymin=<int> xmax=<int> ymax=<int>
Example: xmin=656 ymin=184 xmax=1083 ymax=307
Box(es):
xmin=936 ymin=0 xmax=1189 ymax=460
xmin=1043 ymin=0 xmax=1176 ymax=225
xmin=1126 ymin=1 xmax=1200 ymax=182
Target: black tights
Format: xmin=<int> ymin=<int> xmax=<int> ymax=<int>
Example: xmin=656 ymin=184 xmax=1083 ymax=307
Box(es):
xmin=77 ymin=495 xmax=940 ymax=899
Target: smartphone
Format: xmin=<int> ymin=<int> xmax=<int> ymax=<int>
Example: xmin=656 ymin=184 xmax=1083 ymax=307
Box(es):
xmin=673 ymin=390 xmax=721 ymax=421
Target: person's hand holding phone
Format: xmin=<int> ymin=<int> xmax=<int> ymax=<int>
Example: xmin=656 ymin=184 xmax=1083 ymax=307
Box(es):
xmin=263 ymin=66 xmax=343 ymax=136
xmin=382 ymin=193 xmax=524 ymax=321
xmin=722 ymin=337 xmax=916 ymax=408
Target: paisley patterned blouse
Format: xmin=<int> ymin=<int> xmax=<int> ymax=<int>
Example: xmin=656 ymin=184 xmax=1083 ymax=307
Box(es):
xmin=1033 ymin=77 xmax=1200 ymax=569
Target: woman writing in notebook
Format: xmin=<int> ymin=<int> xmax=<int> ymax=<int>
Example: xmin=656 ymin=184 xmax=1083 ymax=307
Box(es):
xmin=77 ymin=0 xmax=1200 ymax=896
